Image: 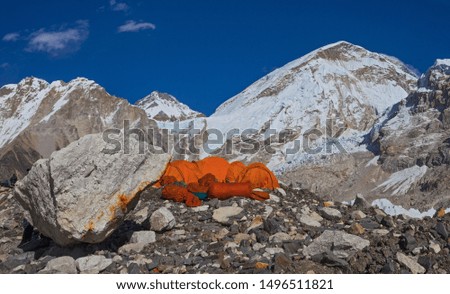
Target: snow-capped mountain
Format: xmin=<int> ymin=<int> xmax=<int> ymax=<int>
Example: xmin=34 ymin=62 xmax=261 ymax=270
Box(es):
xmin=203 ymin=41 xmax=417 ymax=167
xmin=0 ymin=77 xmax=155 ymax=178
xmin=135 ymin=91 xmax=204 ymax=122
xmin=210 ymin=41 xmax=417 ymax=133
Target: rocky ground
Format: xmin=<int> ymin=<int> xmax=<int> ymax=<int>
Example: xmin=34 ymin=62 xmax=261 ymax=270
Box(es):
xmin=0 ymin=184 xmax=449 ymax=274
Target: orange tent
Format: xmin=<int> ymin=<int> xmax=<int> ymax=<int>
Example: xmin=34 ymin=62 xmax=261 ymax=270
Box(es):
xmin=158 ymin=160 xmax=200 ymax=185
xmin=155 ymin=157 xmax=279 ymax=192
xmin=194 ymin=157 xmax=230 ymax=182
xmin=225 ymin=161 xmax=246 ymax=183
xmin=238 ymin=162 xmax=280 ymax=190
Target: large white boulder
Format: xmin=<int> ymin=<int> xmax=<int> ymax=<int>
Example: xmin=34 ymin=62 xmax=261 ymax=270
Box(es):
xmin=14 ymin=133 xmax=170 ymax=246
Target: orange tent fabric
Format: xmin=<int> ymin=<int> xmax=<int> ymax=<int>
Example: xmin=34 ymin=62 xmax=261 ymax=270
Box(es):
xmin=207 ymin=182 xmax=270 ymax=201
xmin=162 ymin=185 xmax=202 ymax=207
xmin=160 ymin=160 xmax=200 ymax=185
xmin=195 ymin=157 xmax=230 ymax=182
xmin=208 ymin=182 xmax=252 ymax=200
xmin=156 ymin=157 xmax=279 ymax=193
xmin=226 ymin=161 xmax=246 ymax=183
xmin=238 ymin=162 xmax=280 ymax=190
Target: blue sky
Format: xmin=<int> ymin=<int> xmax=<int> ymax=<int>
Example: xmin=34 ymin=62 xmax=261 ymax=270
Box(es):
xmin=1 ymin=0 xmax=449 ymax=115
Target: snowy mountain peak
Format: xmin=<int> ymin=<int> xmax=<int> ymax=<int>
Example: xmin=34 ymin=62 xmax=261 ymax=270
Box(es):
xmin=135 ymin=91 xmax=204 ymax=121
xmin=435 ymin=59 xmax=450 ymax=67
xmin=419 ymin=59 xmax=450 ymax=89
xmin=212 ymin=41 xmax=417 ymax=129
xmin=16 ymin=76 xmax=49 ymax=90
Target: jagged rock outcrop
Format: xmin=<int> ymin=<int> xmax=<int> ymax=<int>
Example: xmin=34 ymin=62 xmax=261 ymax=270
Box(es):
xmin=377 ymin=59 xmax=450 ymax=171
xmin=367 ymin=60 xmax=450 ymax=209
xmin=14 ymin=133 xmax=170 ymax=246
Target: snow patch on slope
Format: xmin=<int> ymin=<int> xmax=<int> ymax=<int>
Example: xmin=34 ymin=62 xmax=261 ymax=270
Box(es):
xmin=375 ymin=165 xmax=428 ymax=195
xmin=372 ymin=198 xmax=450 ymax=219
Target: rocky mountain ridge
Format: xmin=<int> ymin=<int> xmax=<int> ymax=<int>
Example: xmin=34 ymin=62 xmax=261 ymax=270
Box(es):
xmin=0 ymin=77 xmax=156 ymax=179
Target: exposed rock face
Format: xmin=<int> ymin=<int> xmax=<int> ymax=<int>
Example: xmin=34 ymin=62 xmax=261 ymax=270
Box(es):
xmin=135 ymin=91 xmax=204 ymax=122
xmin=13 ymin=133 xmax=170 ymax=246
xmin=0 ymin=77 xmax=157 ymax=179
xmin=369 ymin=59 xmax=450 ymax=209
xmin=377 ymin=60 xmax=450 ymax=173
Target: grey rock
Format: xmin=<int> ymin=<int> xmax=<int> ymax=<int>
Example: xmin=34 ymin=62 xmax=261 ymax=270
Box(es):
xmin=312 ymin=251 xmax=349 ymax=269
xmin=269 ymin=232 xmax=291 ymax=243
xmin=127 ymin=262 xmax=147 ymax=274
xmin=276 ymin=187 xmax=287 ymax=197
xmin=253 ymin=229 xmax=270 ymax=243
xmin=1 ymin=252 xmax=35 ymax=270
xmin=191 ymin=205 xmax=209 ymax=212
xmin=303 ymin=230 xmax=370 ymax=258
xmin=76 ymin=255 xmax=113 ymax=274
xmin=429 ymin=242 xmax=441 ymax=254
xmin=212 ymin=206 xmax=243 ymax=224
xmin=133 ymin=207 xmax=150 ymax=225
xmin=150 ymin=207 xmax=176 ymax=232
xmin=118 ymin=243 xmax=146 ymax=255
xmin=42 ymin=256 xmax=77 ymax=274
xmin=351 ymin=210 xmax=366 ymax=220
xmin=436 ymin=222 xmax=448 ymax=239
xmin=380 ymin=216 xmax=395 ymax=228
xmin=273 ymin=253 xmax=293 ymax=273
xmin=353 ymin=193 xmax=371 ymax=209
xmin=130 ymin=231 xmax=156 ymax=244
xmin=417 ymin=255 xmax=434 ymax=271
xmin=269 ymin=194 xmax=280 ymax=203
xmin=374 ymin=208 xmax=387 ymax=217
xmin=263 ymin=205 xmax=274 ymax=219
xmin=381 ymin=260 xmax=396 ymax=274
xmin=359 ymin=218 xmax=380 ymax=230
xmin=319 ymin=207 xmax=342 ymax=220
xmin=399 ymin=234 xmax=417 ymax=251
xmin=265 ymin=247 xmax=285 ymax=255
xmin=282 ymin=241 xmax=302 ymax=255
xmin=396 ymin=252 xmax=425 ymax=274
xmin=298 ymin=214 xmax=322 ymax=228
xmin=14 ymin=133 xmax=170 ymax=246
xmin=372 ymin=229 xmax=390 ymax=236
xmin=264 ymin=219 xmax=282 ymax=234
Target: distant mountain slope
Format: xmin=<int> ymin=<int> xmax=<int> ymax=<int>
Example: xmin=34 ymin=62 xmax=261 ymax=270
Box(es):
xmin=0 ymin=77 xmax=156 ymax=178
xmin=135 ymin=91 xmax=204 ymax=122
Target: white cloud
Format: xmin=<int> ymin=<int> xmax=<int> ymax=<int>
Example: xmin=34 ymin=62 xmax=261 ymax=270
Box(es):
xmin=2 ymin=33 xmax=20 ymax=42
xmin=118 ymin=20 xmax=156 ymax=33
xmin=110 ymin=0 xmax=129 ymax=12
xmin=26 ymin=20 xmax=89 ymax=56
